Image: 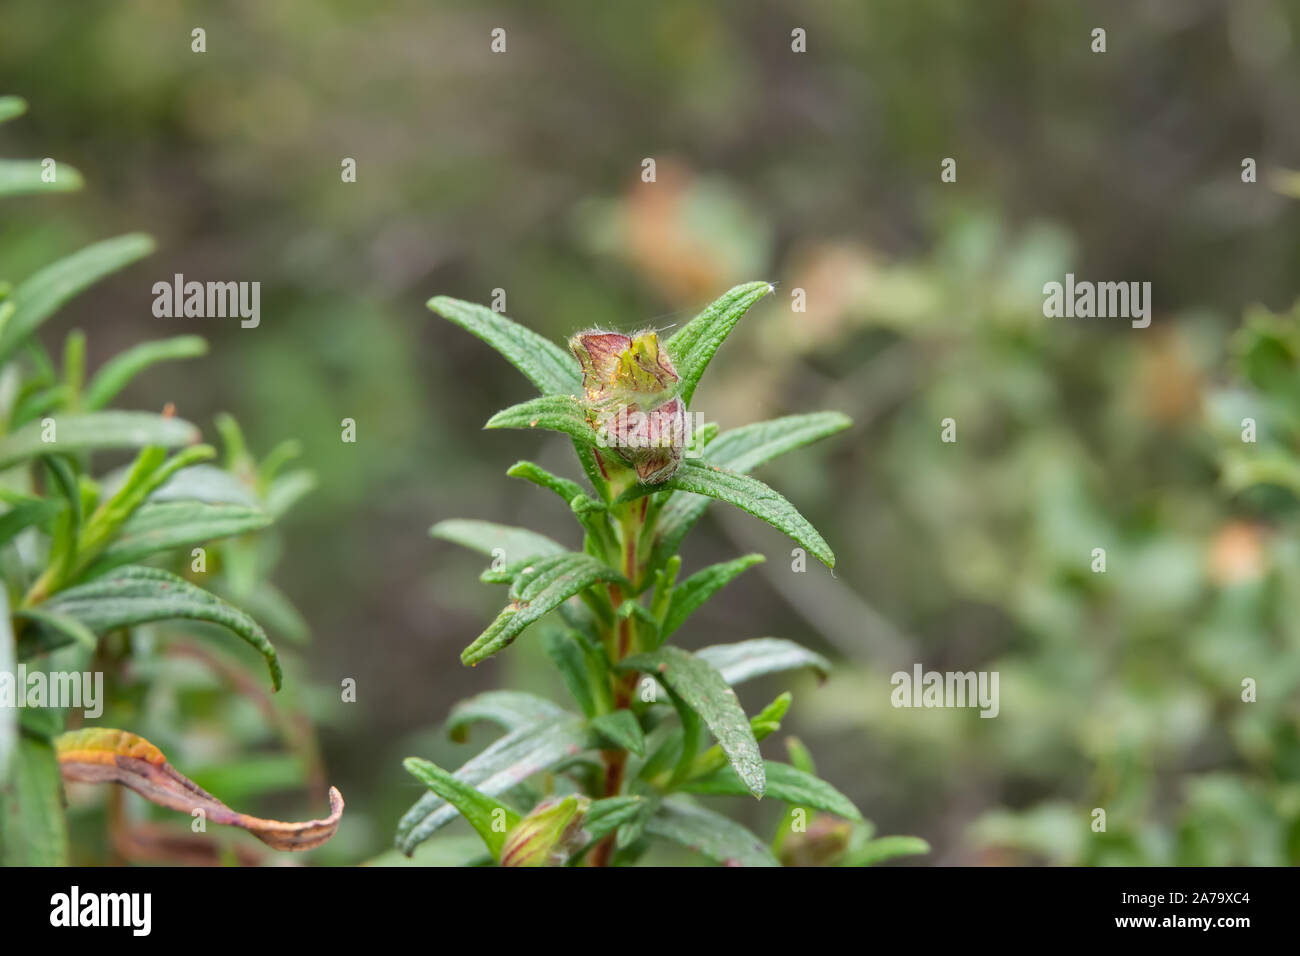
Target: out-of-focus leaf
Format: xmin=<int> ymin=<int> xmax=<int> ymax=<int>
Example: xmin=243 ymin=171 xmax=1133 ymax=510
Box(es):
xmin=660 ymin=553 xmax=764 ymax=642
xmin=0 ymin=96 xmax=26 ymax=124
xmin=78 ymin=501 xmax=270 ymax=578
xmin=431 ymin=518 xmax=565 ymax=567
xmin=589 ymin=710 xmax=645 ymax=756
xmin=0 ymin=234 xmax=155 ymax=363
xmin=395 ymin=714 xmax=589 ymax=854
xmin=843 ymin=835 xmax=931 ymax=866
xmin=38 ymin=565 xmax=281 ymax=690
xmin=0 ymin=412 xmax=199 ymax=471
xmin=619 ymin=645 xmax=764 ymax=797
xmin=0 ymin=160 xmax=84 ymax=197
xmin=0 ymin=495 xmax=61 ymax=548
xmin=263 ymin=468 xmax=317 ymax=518
xmin=446 ymin=691 xmax=570 ymax=741
xmin=681 ymin=762 xmax=861 ymax=821
xmin=460 ymin=552 xmax=627 ymax=665
xmin=665 ymin=281 xmax=773 ymax=407
xmin=0 ymin=590 xmax=12 ymax=784
xmin=696 ymin=637 xmax=832 ymax=686
xmin=0 ymin=734 xmax=67 ymax=864
xmin=646 ymin=796 xmax=778 ymax=866
xmin=55 ymin=729 xmax=343 ymax=851
xmin=403 ymin=757 xmax=519 ymax=861
xmin=428 ymin=296 xmax=582 ymax=396
xmin=83 ymin=336 xmax=207 ymax=410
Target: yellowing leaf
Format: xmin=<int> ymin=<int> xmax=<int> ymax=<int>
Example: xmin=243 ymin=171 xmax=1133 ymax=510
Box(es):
xmin=55 ymin=728 xmax=343 ymax=852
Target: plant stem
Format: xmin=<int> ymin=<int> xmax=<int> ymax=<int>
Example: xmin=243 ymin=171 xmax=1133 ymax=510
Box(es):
xmin=588 ymin=500 xmax=651 ymax=866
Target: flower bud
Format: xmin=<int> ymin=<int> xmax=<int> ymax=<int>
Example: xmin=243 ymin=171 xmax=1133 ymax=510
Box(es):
xmin=777 ymin=815 xmax=853 ymax=867
xmin=500 ymin=795 xmax=591 ymax=867
xmin=570 ymin=330 xmax=686 ymax=484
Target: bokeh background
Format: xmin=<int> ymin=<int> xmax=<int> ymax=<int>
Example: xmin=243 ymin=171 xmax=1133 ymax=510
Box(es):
xmin=4 ymin=0 xmax=1300 ymax=864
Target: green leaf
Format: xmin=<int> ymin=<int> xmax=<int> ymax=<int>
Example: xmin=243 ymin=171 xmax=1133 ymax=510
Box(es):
xmin=395 ymin=714 xmax=589 ymax=854
xmin=682 ymin=762 xmax=862 ymax=821
xmin=696 ymin=637 xmax=832 ymax=686
xmin=0 ymin=590 xmax=13 ymax=784
xmin=618 ymin=645 xmax=764 ymax=797
xmin=708 ymin=411 xmax=853 ymax=473
xmin=446 ymin=691 xmax=570 ymax=741
xmin=83 ymin=335 xmax=208 ymax=410
xmin=506 ymin=460 xmax=588 ymax=504
xmin=646 ymin=797 xmax=778 ymax=867
xmin=632 ymin=459 xmax=834 ymax=568
xmin=0 ymin=96 xmax=27 ymax=124
xmin=430 ymin=518 xmax=565 ymax=567
xmin=403 ymin=757 xmax=520 ymax=861
xmin=651 ymin=411 xmax=851 ymax=569
xmin=665 ymin=281 xmax=773 ymax=407
xmin=577 ymin=796 xmax=645 ymax=848
xmin=0 ymin=411 xmax=200 ymax=471
xmin=78 ymin=501 xmax=270 ymax=579
xmin=461 ymin=552 xmax=627 ymax=665
xmin=485 ymin=394 xmax=596 ymax=446
xmin=13 ymin=607 xmax=97 ymax=653
xmin=660 ymin=553 xmax=764 ymax=642
xmin=843 ymin=835 xmax=931 ymax=866
xmin=0 ymin=234 xmax=156 ymax=363
xmin=0 ymin=159 xmax=84 ymax=198
xmin=428 ymin=296 xmax=581 ymax=396
xmin=132 ymin=462 xmax=262 ymax=508
xmin=37 ymin=565 xmax=281 ymax=690
xmin=542 ymin=626 xmax=612 ymax=718
xmin=0 ymin=495 xmax=61 ymax=549
xmin=0 ymin=734 xmax=67 ymax=865
xmin=589 ymin=710 xmax=646 ymax=756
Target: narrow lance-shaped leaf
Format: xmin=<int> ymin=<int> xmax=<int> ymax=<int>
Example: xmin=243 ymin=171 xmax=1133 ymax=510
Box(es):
xmin=681 ymin=761 xmax=862 ymax=821
xmin=427 ymin=296 xmax=581 ymax=396
xmin=618 ymin=645 xmax=765 ymax=797
xmin=659 ymin=553 xmax=764 ymax=643
xmin=83 ymin=335 xmax=208 ymax=410
xmin=403 ymin=757 xmax=520 ymax=861
xmin=76 ymin=501 xmax=270 ymax=580
xmin=0 ymin=160 xmax=84 ymax=198
xmin=651 ymin=411 xmax=852 ymax=569
xmin=431 ymin=518 xmax=565 ymax=568
xmin=665 ymin=281 xmax=773 ymax=407
xmin=37 ymin=565 xmax=282 ymax=690
xmin=646 ymin=796 xmax=779 ymax=867
xmin=0 ymin=411 xmax=200 ymax=471
xmin=485 ymin=394 xmax=597 ymax=447
xmin=55 ymin=729 xmax=344 ymax=851
xmin=0 ymin=234 xmax=156 ymax=363
xmin=628 ymin=458 xmax=835 ymax=568
xmin=446 ymin=691 xmax=571 ymax=741
xmin=843 ymin=835 xmax=931 ymax=866
xmin=395 ymin=714 xmax=590 ymax=854
xmin=460 ymin=552 xmax=627 ymax=665
xmin=696 ymin=637 xmax=832 ymax=686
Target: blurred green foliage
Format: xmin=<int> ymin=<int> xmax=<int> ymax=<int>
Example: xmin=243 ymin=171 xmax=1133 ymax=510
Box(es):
xmin=3 ymin=0 xmax=1299 ymax=863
